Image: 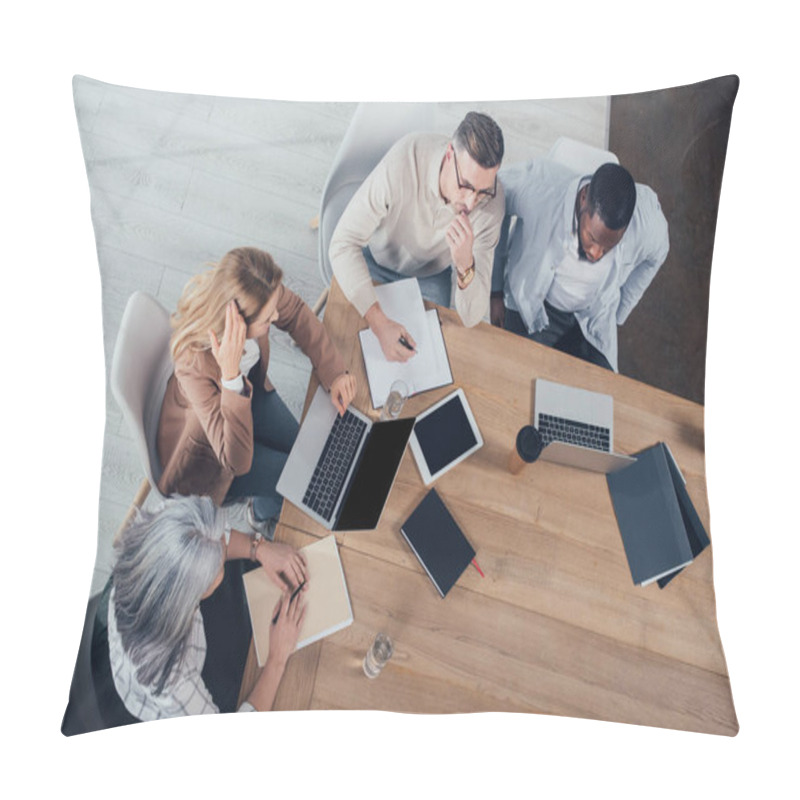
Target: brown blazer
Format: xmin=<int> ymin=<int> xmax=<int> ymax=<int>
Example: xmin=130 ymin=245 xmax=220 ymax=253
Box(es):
xmin=157 ymin=285 xmax=346 ymax=504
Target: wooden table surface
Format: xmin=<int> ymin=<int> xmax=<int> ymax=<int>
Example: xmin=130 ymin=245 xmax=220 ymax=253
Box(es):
xmin=240 ymin=279 xmax=737 ymax=735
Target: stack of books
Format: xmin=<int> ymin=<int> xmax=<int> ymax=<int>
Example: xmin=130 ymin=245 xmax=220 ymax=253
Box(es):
xmin=606 ymin=442 xmax=710 ymax=588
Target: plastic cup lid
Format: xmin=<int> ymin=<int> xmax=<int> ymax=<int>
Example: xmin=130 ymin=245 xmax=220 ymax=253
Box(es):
xmin=516 ymin=425 xmax=544 ymax=463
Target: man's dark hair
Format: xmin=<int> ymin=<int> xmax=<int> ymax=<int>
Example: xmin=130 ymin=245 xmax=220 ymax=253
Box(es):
xmin=453 ymin=112 xmax=504 ymax=169
xmin=587 ymin=163 xmax=637 ymax=230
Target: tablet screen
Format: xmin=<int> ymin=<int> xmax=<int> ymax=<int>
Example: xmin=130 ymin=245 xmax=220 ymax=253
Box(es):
xmin=413 ymin=394 xmax=478 ymax=476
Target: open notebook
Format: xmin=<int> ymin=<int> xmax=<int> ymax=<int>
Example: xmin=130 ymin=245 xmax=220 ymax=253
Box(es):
xmin=243 ymin=535 xmax=353 ymax=666
xmin=359 ymin=278 xmax=453 ymax=408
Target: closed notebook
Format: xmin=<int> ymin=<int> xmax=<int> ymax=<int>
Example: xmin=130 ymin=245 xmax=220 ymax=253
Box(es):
xmin=400 ymin=489 xmax=475 ymax=597
xmin=606 ymin=443 xmax=695 ymax=586
xmin=656 ymin=443 xmax=710 ymax=587
xmin=243 ymin=534 xmax=353 ymax=667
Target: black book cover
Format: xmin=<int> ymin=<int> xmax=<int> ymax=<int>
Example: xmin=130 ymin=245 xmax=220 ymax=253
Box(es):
xmin=606 ymin=443 xmax=694 ymax=586
xmin=400 ymin=489 xmax=475 ymax=597
xmin=656 ymin=444 xmax=711 ymax=588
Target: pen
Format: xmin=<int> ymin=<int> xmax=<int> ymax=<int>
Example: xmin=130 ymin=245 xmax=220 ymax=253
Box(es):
xmin=272 ymin=580 xmax=306 ymax=624
xmin=471 ymin=558 xmax=485 ymax=578
xmin=398 ymin=335 xmax=415 ymax=351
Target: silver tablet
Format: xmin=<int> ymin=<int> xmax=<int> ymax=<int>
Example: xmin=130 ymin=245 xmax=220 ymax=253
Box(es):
xmin=409 ymin=388 xmax=483 ymax=485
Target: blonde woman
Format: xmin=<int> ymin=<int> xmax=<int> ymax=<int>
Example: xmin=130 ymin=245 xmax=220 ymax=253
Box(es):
xmin=157 ymin=247 xmax=356 ymax=530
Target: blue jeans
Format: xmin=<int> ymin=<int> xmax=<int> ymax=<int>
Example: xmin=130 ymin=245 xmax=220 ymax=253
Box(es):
xmin=226 ymin=381 xmax=299 ymax=521
xmin=363 ymin=247 xmax=453 ymax=307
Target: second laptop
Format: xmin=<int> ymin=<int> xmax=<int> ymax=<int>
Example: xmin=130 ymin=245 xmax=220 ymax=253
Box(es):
xmin=277 ymin=385 xmax=415 ymax=530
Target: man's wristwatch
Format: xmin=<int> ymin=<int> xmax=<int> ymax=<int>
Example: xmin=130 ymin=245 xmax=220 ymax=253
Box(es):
xmin=250 ymin=531 xmax=263 ymax=561
xmin=457 ymin=261 xmax=475 ymax=289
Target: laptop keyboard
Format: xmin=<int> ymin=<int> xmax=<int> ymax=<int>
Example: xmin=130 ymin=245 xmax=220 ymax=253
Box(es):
xmin=302 ymin=409 xmax=368 ymax=522
xmin=538 ymin=413 xmax=611 ymax=452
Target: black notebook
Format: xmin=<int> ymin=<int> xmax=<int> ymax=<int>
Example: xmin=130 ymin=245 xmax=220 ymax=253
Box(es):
xmin=400 ymin=489 xmax=475 ymax=598
xmin=606 ymin=442 xmax=709 ymax=587
xmin=656 ymin=445 xmax=711 ymax=587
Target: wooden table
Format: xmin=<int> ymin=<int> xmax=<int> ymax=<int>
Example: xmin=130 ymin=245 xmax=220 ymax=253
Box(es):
xmin=241 ymin=279 xmax=738 ymax=735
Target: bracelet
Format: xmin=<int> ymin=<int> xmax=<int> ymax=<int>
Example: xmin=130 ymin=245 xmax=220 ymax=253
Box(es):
xmin=250 ymin=531 xmax=263 ymax=561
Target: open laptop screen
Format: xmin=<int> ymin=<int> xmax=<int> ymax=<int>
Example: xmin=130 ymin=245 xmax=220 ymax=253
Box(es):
xmin=335 ymin=417 xmax=416 ymax=530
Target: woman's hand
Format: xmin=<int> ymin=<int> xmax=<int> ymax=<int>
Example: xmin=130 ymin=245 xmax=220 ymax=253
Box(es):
xmin=257 ymin=540 xmax=308 ymax=591
xmin=330 ymin=373 xmax=357 ymax=416
xmin=209 ymin=300 xmax=247 ymax=381
xmin=268 ymin=588 xmax=307 ymax=668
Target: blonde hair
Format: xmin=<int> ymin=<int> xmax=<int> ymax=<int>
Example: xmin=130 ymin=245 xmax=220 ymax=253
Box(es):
xmin=170 ymin=247 xmax=283 ymax=361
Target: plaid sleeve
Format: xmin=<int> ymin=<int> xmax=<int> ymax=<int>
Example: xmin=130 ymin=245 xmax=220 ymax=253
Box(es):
xmin=165 ymin=612 xmax=220 ymax=716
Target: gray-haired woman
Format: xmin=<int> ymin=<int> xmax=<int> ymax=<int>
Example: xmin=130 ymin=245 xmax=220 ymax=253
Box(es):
xmin=105 ymin=495 xmax=308 ymax=720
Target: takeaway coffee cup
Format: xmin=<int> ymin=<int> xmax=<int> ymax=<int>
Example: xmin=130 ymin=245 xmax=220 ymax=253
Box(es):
xmin=508 ymin=425 xmax=544 ymax=474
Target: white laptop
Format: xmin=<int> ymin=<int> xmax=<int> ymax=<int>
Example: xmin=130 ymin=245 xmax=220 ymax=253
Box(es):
xmin=276 ymin=386 xmax=415 ymax=530
xmin=533 ymin=378 xmax=636 ymax=473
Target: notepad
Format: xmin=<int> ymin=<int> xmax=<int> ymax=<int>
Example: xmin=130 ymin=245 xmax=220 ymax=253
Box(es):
xmin=400 ymin=489 xmax=476 ymax=598
xmin=243 ymin=535 xmax=353 ymax=666
xmin=358 ymin=278 xmax=453 ymax=408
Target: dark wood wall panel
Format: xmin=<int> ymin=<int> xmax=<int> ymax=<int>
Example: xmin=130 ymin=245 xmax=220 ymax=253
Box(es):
xmin=609 ymin=76 xmax=739 ymax=404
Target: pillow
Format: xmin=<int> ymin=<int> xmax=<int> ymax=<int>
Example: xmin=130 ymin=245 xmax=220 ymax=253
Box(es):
xmin=63 ymin=74 xmax=739 ymax=735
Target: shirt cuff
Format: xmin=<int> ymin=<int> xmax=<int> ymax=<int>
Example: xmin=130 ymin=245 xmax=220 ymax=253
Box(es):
xmin=221 ymin=374 xmax=245 ymax=393
xmin=223 ymin=508 xmax=232 ymax=546
xmin=237 ymin=701 xmax=257 ymax=713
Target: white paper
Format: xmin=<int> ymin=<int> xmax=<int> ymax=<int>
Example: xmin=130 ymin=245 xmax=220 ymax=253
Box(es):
xmin=359 ymin=279 xmax=453 ymax=408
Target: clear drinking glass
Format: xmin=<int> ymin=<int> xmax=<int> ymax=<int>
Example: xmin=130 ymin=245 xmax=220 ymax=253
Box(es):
xmin=363 ymin=632 xmax=394 ymax=679
xmin=380 ymin=379 xmax=409 ymax=420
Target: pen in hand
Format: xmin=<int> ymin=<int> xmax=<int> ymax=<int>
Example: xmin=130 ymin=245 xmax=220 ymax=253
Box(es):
xmin=272 ymin=580 xmax=306 ymax=625
xmin=398 ymin=335 xmax=415 ymax=352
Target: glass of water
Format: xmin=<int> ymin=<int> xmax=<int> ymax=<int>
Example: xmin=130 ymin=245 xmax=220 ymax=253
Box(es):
xmin=380 ymin=379 xmax=409 ymax=421
xmin=363 ymin=632 xmax=394 ymax=679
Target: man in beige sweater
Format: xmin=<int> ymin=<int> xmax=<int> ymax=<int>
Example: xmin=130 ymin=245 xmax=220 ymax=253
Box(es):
xmin=329 ymin=112 xmax=506 ymax=362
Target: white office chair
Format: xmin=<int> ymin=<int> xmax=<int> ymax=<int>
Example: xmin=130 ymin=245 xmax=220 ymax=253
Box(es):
xmin=110 ymin=291 xmax=173 ymax=538
xmin=311 ymin=101 xmax=436 ymax=315
xmin=546 ymin=136 xmax=619 ymax=176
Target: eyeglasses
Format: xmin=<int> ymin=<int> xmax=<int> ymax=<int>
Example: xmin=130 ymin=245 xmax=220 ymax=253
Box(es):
xmin=452 ymin=148 xmax=497 ymax=199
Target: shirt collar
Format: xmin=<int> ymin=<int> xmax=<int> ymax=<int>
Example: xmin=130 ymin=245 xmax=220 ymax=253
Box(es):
xmin=566 ymin=174 xmax=592 ymax=239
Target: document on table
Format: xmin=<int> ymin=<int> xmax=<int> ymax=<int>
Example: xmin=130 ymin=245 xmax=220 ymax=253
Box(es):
xmin=359 ymin=278 xmax=453 ymax=409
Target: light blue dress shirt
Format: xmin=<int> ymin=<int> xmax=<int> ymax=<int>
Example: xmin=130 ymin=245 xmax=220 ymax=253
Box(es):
xmin=492 ymin=159 xmax=669 ymax=371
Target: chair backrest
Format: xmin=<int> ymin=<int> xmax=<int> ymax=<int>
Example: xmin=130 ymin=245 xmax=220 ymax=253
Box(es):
xmin=318 ymin=101 xmax=436 ymax=285
xmin=62 ymin=586 xmax=140 ymax=735
xmin=61 ymin=592 xmax=105 ymax=735
xmin=110 ymin=291 xmax=173 ymax=496
xmin=546 ymin=136 xmax=619 ymax=176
